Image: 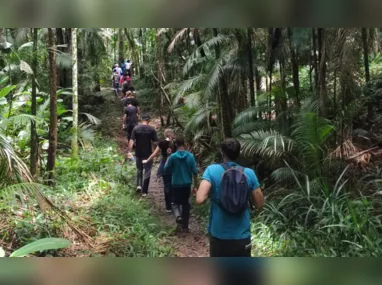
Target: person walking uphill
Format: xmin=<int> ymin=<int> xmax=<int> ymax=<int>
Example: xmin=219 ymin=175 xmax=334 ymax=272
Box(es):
xmin=164 ymin=137 xmax=198 ymax=233
xmin=143 ymin=129 xmax=177 ymax=213
xmin=195 ymin=138 xmax=264 ymax=257
xmin=128 ymin=114 xmax=158 ymax=197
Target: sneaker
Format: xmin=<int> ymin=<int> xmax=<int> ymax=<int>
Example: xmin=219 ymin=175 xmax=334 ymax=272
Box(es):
xmin=142 ymin=193 xmax=148 ymax=197
xmin=166 ymin=209 xmax=172 ymax=213
xmin=136 ymin=186 xmax=142 ymax=193
xmin=176 ymin=216 xmax=183 ymax=224
xmin=182 ymin=228 xmax=190 ymax=233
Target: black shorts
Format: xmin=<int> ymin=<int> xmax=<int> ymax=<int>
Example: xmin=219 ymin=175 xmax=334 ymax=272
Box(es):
xmin=209 ymin=236 xmax=252 ymax=257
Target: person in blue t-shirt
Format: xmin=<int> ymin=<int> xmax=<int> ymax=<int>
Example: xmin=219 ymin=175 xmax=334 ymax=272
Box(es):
xmin=195 ymin=138 xmax=264 ymax=257
xmin=164 ymin=137 xmax=198 ymax=233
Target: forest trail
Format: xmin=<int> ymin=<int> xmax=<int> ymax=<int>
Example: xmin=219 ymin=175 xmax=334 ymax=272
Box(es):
xmin=101 ymin=90 xmax=209 ymax=257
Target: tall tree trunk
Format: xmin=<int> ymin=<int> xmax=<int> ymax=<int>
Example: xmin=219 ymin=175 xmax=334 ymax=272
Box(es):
xmin=140 ymin=28 xmax=146 ymax=78
xmin=247 ymin=28 xmax=255 ymax=107
xmin=118 ymin=28 xmax=124 ymax=64
xmin=47 ymin=28 xmax=58 ymax=185
xmin=113 ymin=28 xmax=117 ymax=63
xmin=156 ymin=29 xmax=164 ymax=127
xmin=30 ymin=28 xmax=38 ymax=176
xmin=279 ymin=58 xmax=289 ymax=134
xmin=56 ymin=28 xmax=65 ymax=88
xmin=65 ymin=28 xmax=72 ymax=88
xmin=194 ymin=28 xmax=206 ymax=57
xmin=213 ymin=28 xmax=232 ymax=138
xmin=288 ymin=28 xmax=300 ymax=109
xmin=362 ymin=28 xmax=373 ymax=121
xmin=312 ymin=28 xmax=319 ymax=93
xmin=71 ymin=28 xmax=79 ymax=159
xmin=317 ymin=28 xmax=328 ymax=117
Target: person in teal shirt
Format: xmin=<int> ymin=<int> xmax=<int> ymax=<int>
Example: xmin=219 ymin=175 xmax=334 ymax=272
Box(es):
xmin=164 ymin=137 xmax=198 ymax=232
xmin=196 ymin=138 xmax=264 ymax=257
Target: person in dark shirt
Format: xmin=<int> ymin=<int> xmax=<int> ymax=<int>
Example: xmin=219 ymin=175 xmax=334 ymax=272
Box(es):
xmin=123 ymin=92 xmax=139 ymax=107
xmin=123 ymin=103 xmax=139 ymax=146
xmin=129 ymin=114 xmax=158 ymax=197
xmin=143 ymin=129 xmax=177 ymax=212
xmin=122 ymin=92 xmax=140 ymax=123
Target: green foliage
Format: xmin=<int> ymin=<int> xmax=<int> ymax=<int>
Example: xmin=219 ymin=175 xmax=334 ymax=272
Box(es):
xmin=9 ymin=238 xmax=71 ymax=257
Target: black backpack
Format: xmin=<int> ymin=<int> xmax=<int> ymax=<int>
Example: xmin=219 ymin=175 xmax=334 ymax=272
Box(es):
xmin=216 ymin=163 xmax=250 ymax=214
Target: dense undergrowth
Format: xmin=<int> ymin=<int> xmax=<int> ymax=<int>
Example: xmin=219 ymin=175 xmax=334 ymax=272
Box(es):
xmin=1 ymin=139 xmax=173 ymax=257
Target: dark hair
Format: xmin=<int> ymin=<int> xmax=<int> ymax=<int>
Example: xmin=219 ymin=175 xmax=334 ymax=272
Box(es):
xmin=141 ymin=113 xmax=150 ymax=121
xmin=220 ymin=138 xmax=241 ymax=161
xmin=175 ymin=137 xmax=185 ymax=147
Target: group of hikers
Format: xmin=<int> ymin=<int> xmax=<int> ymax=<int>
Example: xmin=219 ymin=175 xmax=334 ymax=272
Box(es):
xmin=112 ymin=59 xmax=133 ymax=97
xmin=118 ymin=66 xmax=264 ymax=257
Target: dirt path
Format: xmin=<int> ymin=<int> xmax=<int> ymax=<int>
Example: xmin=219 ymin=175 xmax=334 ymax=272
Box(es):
xmin=103 ymin=91 xmax=209 ymax=257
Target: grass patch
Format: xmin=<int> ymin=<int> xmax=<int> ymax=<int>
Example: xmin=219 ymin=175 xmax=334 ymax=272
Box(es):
xmin=1 ymin=139 xmax=173 ymax=257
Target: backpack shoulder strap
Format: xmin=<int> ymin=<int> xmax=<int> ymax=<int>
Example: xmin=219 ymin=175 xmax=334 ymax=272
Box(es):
xmin=220 ymin=163 xmax=230 ymax=171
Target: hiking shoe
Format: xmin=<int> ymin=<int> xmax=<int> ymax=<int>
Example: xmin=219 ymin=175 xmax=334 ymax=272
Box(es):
xmin=136 ymin=186 xmax=142 ymax=193
xmin=182 ymin=228 xmax=190 ymax=233
xmin=176 ymin=216 xmax=183 ymax=224
xmin=142 ymin=193 xmax=148 ymax=197
xmin=166 ymin=209 xmax=172 ymax=213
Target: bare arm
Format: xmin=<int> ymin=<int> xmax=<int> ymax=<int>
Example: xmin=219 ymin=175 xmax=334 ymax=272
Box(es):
xmin=251 ymin=188 xmax=264 ymax=209
xmin=196 ymin=180 xmax=212 ymax=204
xmin=128 ymin=140 xmax=134 ymax=152
xmin=122 ymin=114 xmax=126 ymax=127
xmin=144 ymin=146 xmax=160 ymax=163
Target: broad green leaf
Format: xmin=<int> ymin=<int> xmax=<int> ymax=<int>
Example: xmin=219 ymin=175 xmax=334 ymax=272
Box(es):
xmin=0 ymin=85 xmax=17 ymax=98
xmin=10 ymin=238 xmax=71 ymax=257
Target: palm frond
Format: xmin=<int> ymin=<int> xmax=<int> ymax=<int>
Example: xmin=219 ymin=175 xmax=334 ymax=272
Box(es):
xmin=240 ymin=129 xmax=294 ymax=159
xmin=0 ymin=114 xmax=35 ymax=130
xmin=168 ymin=28 xmax=188 ymax=53
xmin=233 ymin=120 xmax=274 ymax=137
xmin=271 ymin=167 xmax=304 ymax=184
xmin=56 ymin=52 xmax=72 ymax=69
xmin=80 ymin=112 xmax=101 ymax=125
xmin=0 ymin=134 xmax=32 ymax=188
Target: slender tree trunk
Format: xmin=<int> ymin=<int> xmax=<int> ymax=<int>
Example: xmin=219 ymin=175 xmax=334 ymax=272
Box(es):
xmin=312 ymin=28 xmax=318 ymax=93
xmin=213 ymin=28 xmax=232 ymax=138
xmin=65 ymin=28 xmax=72 ymax=87
xmin=288 ymin=28 xmax=300 ymax=109
xmin=71 ymin=28 xmax=79 ymax=159
xmin=30 ymin=28 xmax=39 ymax=176
xmin=317 ymin=28 xmax=328 ymax=117
xmin=247 ymin=28 xmax=255 ymax=107
xmin=47 ymin=28 xmax=58 ymax=185
xmin=156 ymin=29 xmax=164 ymax=127
xmin=118 ymin=28 xmax=124 ymax=64
xmin=140 ymin=28 xmax=146 ymax=78
xmin=194 ymin=28 xmax=206 ymax=57
xmin=113 ymin=29 xmax=117 ymax=63
xmin=56 ymin=28 xmax=65 ymax=88
xmin=362 ymin=28 xmax=373 ymax=121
